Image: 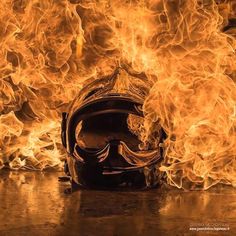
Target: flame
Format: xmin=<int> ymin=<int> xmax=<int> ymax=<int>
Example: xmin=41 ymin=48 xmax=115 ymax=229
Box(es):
xmin=0 ymin=0 xmax=235 ymax=189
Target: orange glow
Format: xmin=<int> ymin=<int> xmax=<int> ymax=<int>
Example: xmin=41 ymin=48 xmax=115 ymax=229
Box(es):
xmin=0 ymin=0 xmax=235 ymax=189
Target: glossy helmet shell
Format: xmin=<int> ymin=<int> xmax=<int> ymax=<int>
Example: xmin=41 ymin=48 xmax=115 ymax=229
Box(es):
xmin=61 ymin=67 xmax=164 ymax=188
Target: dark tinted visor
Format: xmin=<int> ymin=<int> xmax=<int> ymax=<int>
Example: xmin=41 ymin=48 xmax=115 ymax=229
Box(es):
xmin=76 ymin=112 xmax=142 ymax=151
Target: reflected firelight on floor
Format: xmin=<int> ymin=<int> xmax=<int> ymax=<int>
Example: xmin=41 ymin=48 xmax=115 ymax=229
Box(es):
xmin=0 ymin=171 xmax=235 ymax=235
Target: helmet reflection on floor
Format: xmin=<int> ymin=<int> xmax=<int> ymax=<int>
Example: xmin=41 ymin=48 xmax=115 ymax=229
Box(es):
xmin=61 ymin=66 xmax=165 ymax=190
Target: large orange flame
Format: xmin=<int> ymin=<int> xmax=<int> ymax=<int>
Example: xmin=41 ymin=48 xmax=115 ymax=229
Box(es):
xmin=0 ymin=0 xmax=235 ymax=189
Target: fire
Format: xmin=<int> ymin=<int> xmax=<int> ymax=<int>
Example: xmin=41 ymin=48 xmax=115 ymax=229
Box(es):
xmin=0 ymin=0 xmax=235 ymax=189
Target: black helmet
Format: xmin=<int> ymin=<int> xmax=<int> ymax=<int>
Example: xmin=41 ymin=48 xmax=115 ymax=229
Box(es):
xmin=61 ymin=67 xmax=165 ymax=189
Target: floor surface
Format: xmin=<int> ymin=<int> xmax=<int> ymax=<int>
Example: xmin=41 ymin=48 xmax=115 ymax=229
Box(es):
xmin=0 ymin=171 xmax=235 ymax=236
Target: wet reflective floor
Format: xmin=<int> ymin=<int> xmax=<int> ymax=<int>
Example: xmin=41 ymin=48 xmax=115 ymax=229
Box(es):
xmin=0 ymin=171 xmax=236 ymax=236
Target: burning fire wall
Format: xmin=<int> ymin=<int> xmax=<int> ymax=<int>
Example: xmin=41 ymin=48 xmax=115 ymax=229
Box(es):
xmin=0 ymin=0 xmax=235 ymax=190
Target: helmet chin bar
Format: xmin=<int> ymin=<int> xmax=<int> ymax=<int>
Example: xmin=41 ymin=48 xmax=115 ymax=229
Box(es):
xmin=61 ymin=68 xmax=165 ymax=189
